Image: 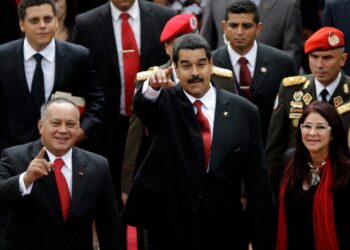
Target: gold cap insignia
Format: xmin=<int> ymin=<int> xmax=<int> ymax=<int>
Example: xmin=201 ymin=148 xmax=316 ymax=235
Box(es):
xmin=328 ymin=31 xmax=341 ymax=47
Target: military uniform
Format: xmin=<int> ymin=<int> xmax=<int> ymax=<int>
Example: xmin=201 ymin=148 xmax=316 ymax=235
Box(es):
xmin=121 ymin=63 xmax=237 ymax=195
xmin=265 ymin=72 xmax=350 ymax=194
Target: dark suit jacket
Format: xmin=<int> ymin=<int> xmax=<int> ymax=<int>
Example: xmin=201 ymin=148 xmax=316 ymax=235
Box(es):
xmin=72 ymin=1 xmax=175 ymax=181
xmin=212 ymin=43 xmax=297 ymax=143
xmin=121 ymin=62 xmax=237 ymax=194
xmin=322 ymin=0 xmax=350 ymax=75
xmin=0 ymin=140 xmax=122 ymax=250
xmin=123 ymin=84 xmax=274 ymax=249
xmin=0 ymin=39 xmax=104 ymax=153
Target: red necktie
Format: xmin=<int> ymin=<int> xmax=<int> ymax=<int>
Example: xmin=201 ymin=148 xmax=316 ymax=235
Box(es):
xmin=238 ymin=57 xmax=252 ymax=99
xmin=194 ymin=100 xmax=211 ymax=170
xmin=54 ymin=158 xmax=71 ymax=221
xmin=120 ymin=13 xmax=140 ymax=116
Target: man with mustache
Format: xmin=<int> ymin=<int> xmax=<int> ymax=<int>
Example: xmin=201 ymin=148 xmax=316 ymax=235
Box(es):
xmin=266 ymin=27 xmax=350 ymax=198
xmin=122 ymin=33 xmax=274 ymax=250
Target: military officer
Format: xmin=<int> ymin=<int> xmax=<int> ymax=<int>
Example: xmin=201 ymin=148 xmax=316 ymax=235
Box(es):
xmin=121 ymin=13 xmax=237 ymax=203
xmin=266 ymin=27 xmax=350 ymax=197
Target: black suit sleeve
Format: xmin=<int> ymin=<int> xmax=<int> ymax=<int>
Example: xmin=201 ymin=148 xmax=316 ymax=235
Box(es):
xmin=94 ymin=156 xmax=125 ymax=250
xmin=243 ymin=105 xmax=275 ymax=250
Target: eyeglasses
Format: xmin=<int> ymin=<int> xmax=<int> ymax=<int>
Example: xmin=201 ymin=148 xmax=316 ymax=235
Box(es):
xmin=300 ymin=123 xmax=332 ymax=133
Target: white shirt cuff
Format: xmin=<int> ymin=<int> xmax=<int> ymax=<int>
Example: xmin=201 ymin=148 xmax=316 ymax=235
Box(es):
xmin=19 ymin=172 xmax=33 ymax=196
xmin=141 ymin=79 xmax=161 ymax=100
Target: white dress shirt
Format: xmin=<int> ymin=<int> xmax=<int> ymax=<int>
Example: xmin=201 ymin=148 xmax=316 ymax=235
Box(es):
xmin=23 ymin=38 xmax=56 ymax=101
xmin=227 ymin=40 xmax=258 ymax=85
xmin=110 ymin=0 xmax=141 ymax=116
xmin=315 ymin=72 xmax=341 ymax=102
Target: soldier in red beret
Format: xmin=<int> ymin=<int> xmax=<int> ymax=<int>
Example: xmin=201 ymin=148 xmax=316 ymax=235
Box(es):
xmin=265 ymin=26 xmax=350 ymax=198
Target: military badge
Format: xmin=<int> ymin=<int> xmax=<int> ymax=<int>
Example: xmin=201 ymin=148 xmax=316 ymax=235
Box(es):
xmin=292 ymin=119 xmax=300 ymax=128
xmin=293 ymin=91 xmax=303 ymax=101
xmin=303 ymin=80 xmax=310 ymax=89
xmin=290 ymin=101 xmax=303 ymax=109
xmin=344 ymin=84 xmax=349 ymax=94
xmin=333 ymin=96 xmax=343 ymax=107
xmin=303 ymin=93 xmax=313 ymax=105
xmin=260 ymin=67 xmax=267 ymax=73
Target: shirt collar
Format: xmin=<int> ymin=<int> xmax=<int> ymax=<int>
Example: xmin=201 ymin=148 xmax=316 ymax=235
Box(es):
xmin=23 ymin=38 xmax=55 ymax=63
xmin=46 ymin=148 xmax=73 ymax=172
xmin=315 ymin=72 xmax=341 ymax=98
xmin=184 ymin=83 xmax=216 ymax=109
xmin=110 ymin=0 xmax=139 ymax=22
xmin=227 ymin=40 xmax=258 ymax=66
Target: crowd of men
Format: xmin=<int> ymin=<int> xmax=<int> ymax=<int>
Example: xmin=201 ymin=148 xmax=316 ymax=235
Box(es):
xmin=0 ymin=0 xmax=349 ymax=250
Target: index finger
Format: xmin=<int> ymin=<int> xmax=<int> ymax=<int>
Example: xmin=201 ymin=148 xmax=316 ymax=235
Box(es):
xmin=36 ymin=147 xmax=46 ymax=159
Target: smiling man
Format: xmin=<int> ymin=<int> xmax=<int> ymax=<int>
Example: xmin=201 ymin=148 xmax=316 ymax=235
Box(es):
xmin=266 ymin=26 xmax=350 ymax=198
xmin=122 ymin=34 xmax=274 ymax=250
xmin=0 ymin=98 xmax=122 ymax=250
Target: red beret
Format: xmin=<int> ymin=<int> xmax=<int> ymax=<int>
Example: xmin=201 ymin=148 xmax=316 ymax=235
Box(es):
xmin=160 ymin=14 xmax=198 ymax=43
xmin=304 ymin=27 xmax=345 ymax=54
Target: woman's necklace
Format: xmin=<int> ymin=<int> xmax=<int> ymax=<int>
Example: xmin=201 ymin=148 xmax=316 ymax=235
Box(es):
xmin=308 ymin=160 xmax=326 ymax=186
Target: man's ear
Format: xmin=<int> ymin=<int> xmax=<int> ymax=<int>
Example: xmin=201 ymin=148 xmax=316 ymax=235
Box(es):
xmin=38 ymin=119 xmax=43 ymax=135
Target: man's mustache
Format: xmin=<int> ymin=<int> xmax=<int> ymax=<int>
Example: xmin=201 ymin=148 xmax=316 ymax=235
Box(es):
xmin=188 ymin=75 xmax=204 ymax=84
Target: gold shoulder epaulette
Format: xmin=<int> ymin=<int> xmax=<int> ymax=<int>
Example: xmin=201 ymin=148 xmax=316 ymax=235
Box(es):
xmin=282 ymin=76 xmax=307 ymax=87
xmin=213 ymin=66 xmax=233 ymax=78
xmin=136 ymin=66 xmax=159 ymax=81
xmin=337 ymin=102 xmax=350 ymax=115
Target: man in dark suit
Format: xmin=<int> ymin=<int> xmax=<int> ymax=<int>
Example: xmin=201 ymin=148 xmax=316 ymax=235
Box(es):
xmin=0 ymin=97 xmax=122 ymax=250
xmin=122 ymin=34 xmax=274 ymax=250
xmin=266 ymin=27 xmax=350 ymax=197
xmin=72 ymin=0 xmax=175 ymax=201
xmin=201 ymin=0 xmax=302 ymax=68
xmin=121 ymin=13 xmax=236 ymax=204
xmin=0 ymin=0 xmax=104 ymax=153
xmin=212 ymin=0 xmax=297 ymax=144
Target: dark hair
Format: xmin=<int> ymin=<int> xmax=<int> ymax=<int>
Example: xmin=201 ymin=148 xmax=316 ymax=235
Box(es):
xmin=172 ymin=33 xmax=212 ymax=64
xmin=63 ymin=0 xmax=78 ymax=35
xmin=41 ymin=97 xmax=79 ymax=120
xmin=18 ymin=0 xmax=56 ymax=20
xmin=225 ymin=0 xmax=260 ymax=24
xmin=284 ymin=101 xmax=350 ymax=189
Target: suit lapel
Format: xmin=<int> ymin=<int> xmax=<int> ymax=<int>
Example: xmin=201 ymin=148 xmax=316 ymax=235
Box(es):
xmin=32 ymin=140 xmax=62 ymax=216
xmin=139 ymin=1 xmax=153 ymax=70
xmin=209 ymin=87 xmax=231 ymax=172
xmin=70 ymin=147 xmax=89 ymax=217
xmin=258 ymin=0 xmax=277 ymax=20
xmin=175 ymin=85 xmax=204 ymax=170
xmin=17 ymin=40 xmax=37 ymax=112
xmin=99 ymin=3 xmax=120 ymax=77
xmin=251 ymin=44 xmax=269 ymax=97
xmin=52 ymin=40 xmax=67 ymax=95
